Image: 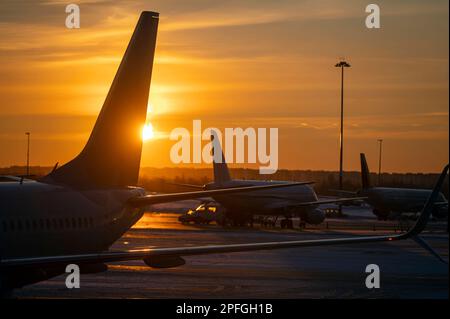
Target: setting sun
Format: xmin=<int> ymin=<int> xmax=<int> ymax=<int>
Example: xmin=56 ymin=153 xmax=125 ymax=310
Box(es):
xmin=142 ymin=122 xmax=154 ymax=141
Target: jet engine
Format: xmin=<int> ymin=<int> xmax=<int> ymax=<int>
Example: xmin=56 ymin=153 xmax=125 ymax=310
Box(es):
xmin=432 ymin=205 xmax=448 ymax=219
xmin=303 ymin=209 xmax=326 ymax=225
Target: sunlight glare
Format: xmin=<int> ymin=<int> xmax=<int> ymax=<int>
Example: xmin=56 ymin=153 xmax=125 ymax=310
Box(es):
xmin=142 ymin=122 xmax=154 ymax=141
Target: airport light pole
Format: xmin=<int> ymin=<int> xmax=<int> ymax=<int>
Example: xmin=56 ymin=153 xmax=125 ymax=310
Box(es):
xmin=377 ymin=139 xmax=383 ymax=185
xmin=335 ymin=60 xmax=350 ymax=214
xmin=25 ymin=132 xmax=30 ymax=176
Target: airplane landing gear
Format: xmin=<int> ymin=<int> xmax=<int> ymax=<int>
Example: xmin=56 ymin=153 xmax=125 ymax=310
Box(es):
xmin=219 ymin=212 xmax=253 ymax=227
xmin=298 ymin=219 xmax=306 ymax=229
xmin=280 ymin=218 xmax=293 ymax=229
xmin=373 ymin=209 xmax=389 ymax=221
xmin=259 ymin=216 xmax=277 ymax=227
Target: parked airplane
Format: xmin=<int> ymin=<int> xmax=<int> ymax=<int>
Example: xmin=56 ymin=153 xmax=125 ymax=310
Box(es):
xmin=0 ymin=12 xmax=447 ymax=295
xmin=172 ymin=133 xmax=370 ymax=228
xmin=356 ymin=153 xmax=448 ymax=220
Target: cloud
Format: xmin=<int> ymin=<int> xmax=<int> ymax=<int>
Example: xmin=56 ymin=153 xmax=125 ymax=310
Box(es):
xmin=0 ymin=0 xmax=448 ymax=172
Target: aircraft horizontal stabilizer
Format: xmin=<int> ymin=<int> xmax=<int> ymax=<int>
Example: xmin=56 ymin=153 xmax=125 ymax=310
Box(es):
xmin=166 ymin=182 xmax=205 ymax=190
xmin=285 ymin=197 xmax=367 ymax=208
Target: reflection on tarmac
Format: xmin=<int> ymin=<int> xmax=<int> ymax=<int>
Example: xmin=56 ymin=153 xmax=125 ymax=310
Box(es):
xmin=15 ymin=208 xmax=449 ymax=299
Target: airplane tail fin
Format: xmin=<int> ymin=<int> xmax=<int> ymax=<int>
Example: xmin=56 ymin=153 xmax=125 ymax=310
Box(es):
xmin=211 ymin=131 xmax=231 ymax=185
xmin=360 ymin=153 xmax=371 ymax=189
xmin=42 ymin=12 xmax=159 ymax=188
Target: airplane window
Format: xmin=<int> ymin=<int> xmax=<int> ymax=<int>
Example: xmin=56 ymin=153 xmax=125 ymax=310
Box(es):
xmin=46 ymin=219 xmax=51 ymax=230
xmin=72 ymin=218 xmax=76 ymax=228
xmin=65 ymin=218 xmax=70 ymax=229
xmin=25 ymin=220 xmax=30 ymax=231
xmin=17 ymin=220 xmax=23 ymax=231
xmin=59 ymin=219 xmax=64 ymax=229
xmin=78 ymin=218 xmax=82 ymax=228
xmin=89 ymin=217 xmax=93 ymax=227
xmin=83 ymin=217 xmax=88 ymax=228
xmin=32 ymin=220 xmax=37 ymax=230
xmin=10 ymin=220 xmax=15 ymax=232
xmin=52 ymin=219 xmax=57 ymax=229
xmin=39 ymin=219 xmax=44 ymax=229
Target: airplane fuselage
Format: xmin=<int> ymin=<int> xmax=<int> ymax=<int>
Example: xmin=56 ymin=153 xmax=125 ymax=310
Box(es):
xmin=0 ymin=178 xmax=145 ymax=259
xmin=205 ymin=179 xmax=319 ymax=219
xmin=359 ymin=187 xmax=447 ymax=218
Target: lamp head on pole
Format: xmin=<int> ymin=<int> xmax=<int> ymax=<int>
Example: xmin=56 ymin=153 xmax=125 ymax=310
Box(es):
xmin=335 ymin=61 xmax=351 ymax=68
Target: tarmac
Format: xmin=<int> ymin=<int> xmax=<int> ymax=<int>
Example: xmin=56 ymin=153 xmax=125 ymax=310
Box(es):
xmin=14 ymin=205 xmax=449 ymax=299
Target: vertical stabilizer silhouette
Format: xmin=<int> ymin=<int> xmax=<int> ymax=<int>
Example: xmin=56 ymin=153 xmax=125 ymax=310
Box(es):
xmin=43 ymin=11 xmax=159 ymax=188
xmin=360 ymin=153 xmax=371 ymax=189
xmin=211 ymin=131 xmax=231 ymax=185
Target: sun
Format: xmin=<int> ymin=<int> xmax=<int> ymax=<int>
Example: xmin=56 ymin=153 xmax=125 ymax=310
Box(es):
xmin=142 ymin=122 xmax=154 ymax=141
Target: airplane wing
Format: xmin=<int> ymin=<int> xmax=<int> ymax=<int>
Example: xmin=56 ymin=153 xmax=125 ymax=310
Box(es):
xmin=434 ymin=201 xmax=448 ymax=207
xmin=329 ymin=189 xmax=358 ymax=195
xmin=127 ymin=182 xmax=314 ymax=207
xmin=284 ymin=197 xmax=368 ymax=208
xmin=1 ymin=165 xmax=447 ymax=269
xmin=167 ymin=182 xmax=205 ymax=190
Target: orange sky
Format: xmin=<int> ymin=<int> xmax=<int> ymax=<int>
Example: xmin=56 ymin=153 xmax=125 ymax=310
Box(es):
xmin=0 ymin=0 xmax=448 ymax=173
